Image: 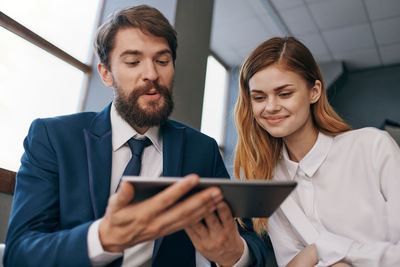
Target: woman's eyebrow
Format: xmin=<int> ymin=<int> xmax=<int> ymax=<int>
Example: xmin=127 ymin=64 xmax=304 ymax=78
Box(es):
xmin=274 ymin=84 xmax=293 ymax=92
xmin=250 ymin=84 xmax=293 ymax=93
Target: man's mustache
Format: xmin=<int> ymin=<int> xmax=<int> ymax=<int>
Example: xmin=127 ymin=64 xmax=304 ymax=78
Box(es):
xmin=134 ymin=81 xmax=166 ymax=95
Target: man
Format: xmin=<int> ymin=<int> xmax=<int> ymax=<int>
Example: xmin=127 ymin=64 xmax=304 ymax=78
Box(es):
xmin=4 ymin=5 xmax=268 ymax=267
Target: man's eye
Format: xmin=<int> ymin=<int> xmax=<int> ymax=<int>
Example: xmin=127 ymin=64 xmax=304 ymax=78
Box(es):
xmin=126 ymin=61 xmax=139 ymax=66
xmin=156 ymin=60 xmax=169 ymax=65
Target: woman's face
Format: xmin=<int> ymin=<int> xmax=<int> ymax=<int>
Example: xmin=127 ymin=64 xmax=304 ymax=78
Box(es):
xmin=249 ymin=65 xmax=321 ymax=140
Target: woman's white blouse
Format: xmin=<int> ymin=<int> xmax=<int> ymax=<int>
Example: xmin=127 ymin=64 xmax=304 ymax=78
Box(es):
xmin=268 ymin=128 xmax=400 ymax=267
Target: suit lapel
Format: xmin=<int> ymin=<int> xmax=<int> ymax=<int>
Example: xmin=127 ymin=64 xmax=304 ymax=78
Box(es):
xmin=161 ymin=120 xmax=185 ymax=177
xmin=84 ymin=104 xmax=112 ymax=219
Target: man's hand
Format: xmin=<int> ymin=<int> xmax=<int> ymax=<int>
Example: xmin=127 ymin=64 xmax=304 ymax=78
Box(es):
xmin=98 ymin=174 xmax=223 ymax=252
xmin=185 ymin=201 xmax=244 ymax=267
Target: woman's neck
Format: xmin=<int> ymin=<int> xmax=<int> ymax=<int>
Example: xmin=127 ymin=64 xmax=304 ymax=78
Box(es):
xmin=283 ymin=119 xmax=318 ymax=163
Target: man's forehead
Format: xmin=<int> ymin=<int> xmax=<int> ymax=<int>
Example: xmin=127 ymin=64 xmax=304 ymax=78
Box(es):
xmin=113 ymin=27 xmax=170 ymax=51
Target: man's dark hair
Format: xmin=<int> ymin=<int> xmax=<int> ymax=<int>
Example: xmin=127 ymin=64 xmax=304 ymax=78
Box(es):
xmin=94 ymin=5 xmax=177 ymax=69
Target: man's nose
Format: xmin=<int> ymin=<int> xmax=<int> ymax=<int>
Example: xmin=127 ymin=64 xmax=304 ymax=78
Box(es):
xmin=142 ymin=60 xmax=159 ymax=81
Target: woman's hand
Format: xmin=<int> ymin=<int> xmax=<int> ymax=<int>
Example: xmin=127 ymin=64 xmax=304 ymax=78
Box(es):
xmin=286 ymin=244 xmax=352 ymax=267
xmin=286 ymin=244 xmax=318 ymax=267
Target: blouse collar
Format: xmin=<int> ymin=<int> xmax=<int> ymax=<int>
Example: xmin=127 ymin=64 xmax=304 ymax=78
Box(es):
xmin=281 ymin=132 xmax=333 ymax=180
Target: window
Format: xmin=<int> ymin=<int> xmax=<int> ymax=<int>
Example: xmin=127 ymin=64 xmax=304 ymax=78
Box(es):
xmin=200 ymin=55 xmax=229 ymax=146
xmin=0 ymin=0 xmax=101 ymax=171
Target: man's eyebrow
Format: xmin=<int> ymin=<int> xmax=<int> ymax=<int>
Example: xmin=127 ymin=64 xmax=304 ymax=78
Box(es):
xmin=119 ymin=50 xmax=142 ymax=58
xmin=156 ymin=49 xmax=172 ymax=57
xmin=119 ymin=49 xmax=172 ymax=58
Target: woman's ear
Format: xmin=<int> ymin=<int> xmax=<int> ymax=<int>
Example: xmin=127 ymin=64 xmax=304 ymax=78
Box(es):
xmin=310 ymin=80 xmax=322 ymax=104
xmin=98 ymin=63 xmax=113 ymax=87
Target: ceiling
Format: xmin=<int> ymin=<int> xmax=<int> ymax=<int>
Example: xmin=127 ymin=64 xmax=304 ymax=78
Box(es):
xmin=210 ymin=0 xmax=400 ymax=71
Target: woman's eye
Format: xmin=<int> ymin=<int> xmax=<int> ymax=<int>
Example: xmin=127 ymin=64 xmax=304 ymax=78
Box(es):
xmin=279 ymin=92 xmax=292 ymax=97
xmin=252 ymin=96 xmax=265 ymax=101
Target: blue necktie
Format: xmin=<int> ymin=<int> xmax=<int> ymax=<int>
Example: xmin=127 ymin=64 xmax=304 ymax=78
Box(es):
xmin=123 ymin=137 xmax=152 ymax=176
xmin=117 ymin=137 xmax=152 ymax=192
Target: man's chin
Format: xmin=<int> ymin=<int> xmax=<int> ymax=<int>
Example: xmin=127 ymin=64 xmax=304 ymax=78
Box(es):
xmin=138 ymin=104 xmax=165 ymax=115
xmin=138 ymin=98 xmax=164 ymax=109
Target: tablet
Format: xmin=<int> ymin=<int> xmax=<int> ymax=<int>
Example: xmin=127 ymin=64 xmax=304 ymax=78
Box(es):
xmin=122 ymin=176 xmax=296 ymax=218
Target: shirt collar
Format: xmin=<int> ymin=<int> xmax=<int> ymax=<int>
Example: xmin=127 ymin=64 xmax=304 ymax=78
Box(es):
xmin=110 ymin=102 xmax=162 ymax=153
xmin=282 ymin=132 xmax=333 ymax=179
xmin=281 ymin=146 xmax=298 ymax=180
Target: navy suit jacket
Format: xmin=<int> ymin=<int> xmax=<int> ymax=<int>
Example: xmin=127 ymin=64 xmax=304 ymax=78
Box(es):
xmin=4 ymin=104 xmax=269 ymax=266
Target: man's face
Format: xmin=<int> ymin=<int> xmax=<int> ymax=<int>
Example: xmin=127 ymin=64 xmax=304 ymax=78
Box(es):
xmin=98 ymin=27 xmax=174 ymax=132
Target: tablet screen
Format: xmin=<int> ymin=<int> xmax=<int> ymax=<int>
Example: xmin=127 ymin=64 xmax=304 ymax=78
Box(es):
xmin=122 ymin=176 xmax=296 ymax=218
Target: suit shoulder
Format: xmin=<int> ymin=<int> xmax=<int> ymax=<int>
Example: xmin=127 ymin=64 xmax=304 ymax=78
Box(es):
xmin=38 ymin=111 xmax=98 ymax=124
xmin=42 ymin=111 xmax=97 ymax=124
xmin=29 ymin=112 xmax=99 ymax=135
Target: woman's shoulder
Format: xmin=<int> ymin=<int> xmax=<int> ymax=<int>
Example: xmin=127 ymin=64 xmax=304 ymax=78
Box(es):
xmin=334 ymin=127 xmax=394 ymax=148
xmin=335 ymin=127 xmax=386 ymax=140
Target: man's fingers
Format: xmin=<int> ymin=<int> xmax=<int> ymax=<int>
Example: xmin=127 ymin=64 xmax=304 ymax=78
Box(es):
xmin=215 ymin=201 xmax=234 ymax=228
xmin=158 ymin=187 xmax=222 ymax=230
xmin=204 ymin=211 xmax=222 ymax=233
xmin=184 ymin=226 xmax=198 ymax=240
xmin=185 ymin=222 xmax=207 ymax=244
xmin=144 ymin=174 xmax=201 ymax=213
xmin=110 ymin=181 xmax=135 ymax=212
xmin=137 ymin=185 xmax=221 ymax=238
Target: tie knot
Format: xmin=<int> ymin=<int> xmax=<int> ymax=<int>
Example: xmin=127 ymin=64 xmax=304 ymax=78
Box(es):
xmin=127 ymin=137 xmax=152 ymax=156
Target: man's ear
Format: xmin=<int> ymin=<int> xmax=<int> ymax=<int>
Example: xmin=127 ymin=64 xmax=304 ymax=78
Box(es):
xmin=98 ymin=63 xmax=113 ymax=87
xmin=310 ymin=80 xmax=322 ymax=104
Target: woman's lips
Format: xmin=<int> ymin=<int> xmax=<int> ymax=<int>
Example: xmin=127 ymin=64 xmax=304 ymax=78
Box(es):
xmin=265 ymin=115 xmax=288 ymax=125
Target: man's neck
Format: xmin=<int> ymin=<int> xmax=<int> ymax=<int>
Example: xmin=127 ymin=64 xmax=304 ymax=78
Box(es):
xmin=132 ymin=125 xmax=149 ymax=135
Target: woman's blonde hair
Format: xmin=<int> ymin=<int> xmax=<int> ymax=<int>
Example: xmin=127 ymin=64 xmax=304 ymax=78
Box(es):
xmin=234 ymin=37 xmax=351 ymax=234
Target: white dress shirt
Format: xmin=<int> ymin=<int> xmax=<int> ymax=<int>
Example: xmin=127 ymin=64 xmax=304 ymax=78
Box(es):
xmin=268 ymin=128 xmax=400 ymax=267
xmin=87 ymin=103 xmax=250 ymax=266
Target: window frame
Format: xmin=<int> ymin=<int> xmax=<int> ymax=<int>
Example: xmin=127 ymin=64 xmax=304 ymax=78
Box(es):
xmin=0 ymin=1 xmax=104 ymax=171
xmin=0 ymin=0 xmax=105 ymax=110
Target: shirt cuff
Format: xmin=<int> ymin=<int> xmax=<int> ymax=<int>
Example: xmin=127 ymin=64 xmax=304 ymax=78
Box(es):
xmin=87 ymin=219 xmax=123 ymax=266
xmin=315 ymin=231 xmax=354 ymax=266
xmin=216 ymin=237 xmax=251 ymax=267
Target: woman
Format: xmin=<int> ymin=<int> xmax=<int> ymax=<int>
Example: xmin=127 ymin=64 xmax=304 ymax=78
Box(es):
xmin=234 ymin=37 xmax=400 ymax=267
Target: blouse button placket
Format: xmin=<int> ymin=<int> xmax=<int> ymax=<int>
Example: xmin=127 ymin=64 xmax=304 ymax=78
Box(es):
xmin=297 ymin=169 xmax=314 ymax=218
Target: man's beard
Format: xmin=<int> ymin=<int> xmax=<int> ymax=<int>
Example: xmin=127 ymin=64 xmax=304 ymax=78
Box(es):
xmin=114 ymin=80 xmax=174 ymax=128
